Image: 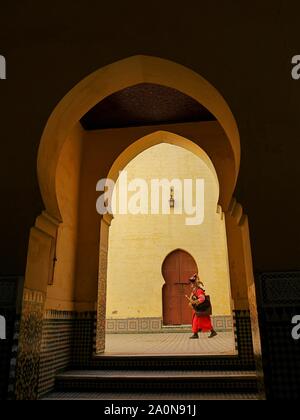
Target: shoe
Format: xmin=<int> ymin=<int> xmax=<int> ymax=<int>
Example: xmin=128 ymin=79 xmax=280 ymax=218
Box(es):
xmin=208 ymin=330 xmax=217 ymax=338
xmin=189 ymin=333 xmax=199 ymax=339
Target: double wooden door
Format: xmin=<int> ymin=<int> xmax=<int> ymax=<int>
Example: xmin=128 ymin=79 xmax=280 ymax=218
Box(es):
xmin=162 ymin=249 xmax=198 ymax=325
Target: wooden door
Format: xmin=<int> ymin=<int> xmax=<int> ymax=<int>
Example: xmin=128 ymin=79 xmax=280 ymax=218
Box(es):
xmin=162 ymin=249 xmax=198 ymax=325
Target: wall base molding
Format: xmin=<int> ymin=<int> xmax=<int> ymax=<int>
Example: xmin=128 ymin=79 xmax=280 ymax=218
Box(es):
xmin=106 ymin=316 xmax=233 ymax=333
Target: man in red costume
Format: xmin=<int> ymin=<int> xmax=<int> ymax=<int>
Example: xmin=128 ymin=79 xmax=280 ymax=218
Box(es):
xmin=187 ymin=274 xmax=217 ymax=339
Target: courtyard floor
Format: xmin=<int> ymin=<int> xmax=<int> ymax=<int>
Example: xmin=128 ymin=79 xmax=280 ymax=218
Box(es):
xmin=104 ymin=332 xmax=236 ymax=356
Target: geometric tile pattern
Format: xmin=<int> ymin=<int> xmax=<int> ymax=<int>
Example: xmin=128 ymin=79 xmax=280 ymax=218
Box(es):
xmin=261 ymin=312 xmax=300 ymax=400
xmin=38 ymin=316 xmax=74 ymax=398
xmin=106 ymin=318 xmax=162 ymax=333
xmin=257 ymin=271 xmax=300 ymax=400
xmin=37 ymin=311 xmax=96 ymax=398
xmin=35 ymin=309 xmax=256 ymax=399
xmin=0 ymin=277 xmax=20 ymax=401
xmin=72 ymin=312 xmax=97 ymax=368
xmin=15 ymin=308 xmax=256 ymax=399
xmin=212 ymin=316 xmax=233 ymax=332
xmin=7 ymin=316 xmax=21 ymax=400
xmin=0 ymin=276 xmax=26 ymax=401
xmin=233 ymin=311 xmax=255 ymax=368
xmin=14 ymin=270 xmax=300 ymax=400
xmin=106 ymin=316 xmax=233 ymax=333
xmin=0 ymin=310 xmax=17 ymax=400
xmin=15 ymin=289 xmax=45 ymax=400
xmin=258 ymin=271 xmax=300 ymax=307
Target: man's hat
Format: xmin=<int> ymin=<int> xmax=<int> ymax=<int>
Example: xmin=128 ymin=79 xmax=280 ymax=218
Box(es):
xmin=189 ymin=273 xmax=205 ymax=288
xmin=189 ymin=274 xmax=198 ymax=283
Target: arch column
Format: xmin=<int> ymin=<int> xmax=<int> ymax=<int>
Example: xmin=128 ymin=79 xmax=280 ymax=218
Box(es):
xmin=96 ymin=213 xmax=113 ymax=354
xmin=225 ymin=199 xmax=263 ymax=389
xmin=15 ymin=212 xmax=60 ymax=399
xmin=225 ymin=198 xmax=260 ymax=317
xmin=225 ymin=200 xmax=249 ymax=310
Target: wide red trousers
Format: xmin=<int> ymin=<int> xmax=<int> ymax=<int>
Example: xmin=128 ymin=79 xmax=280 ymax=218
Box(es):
xmin=192 ymin=312 xmax=213 ymax=333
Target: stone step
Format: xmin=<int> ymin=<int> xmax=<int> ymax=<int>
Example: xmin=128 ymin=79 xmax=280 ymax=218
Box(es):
xmin=43 ymin=391 xmax=260 ymax=400
xmin=86 ymin=354 xmax=255 ymax=371
xmin=55 ymin=369 xmax=258 ymax=393
xmin=161 ymin=325 xmax=191 ymax=333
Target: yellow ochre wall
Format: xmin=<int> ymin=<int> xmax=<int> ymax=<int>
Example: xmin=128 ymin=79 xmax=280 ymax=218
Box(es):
xmin=45 ymin=126 xmax=83 ymax=311
xmin=106 ymin=143 xmax=232 ymax=319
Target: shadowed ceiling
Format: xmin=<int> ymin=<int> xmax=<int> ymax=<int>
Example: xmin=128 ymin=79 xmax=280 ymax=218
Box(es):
xmin=80 ymin=83 xmax=216 ymax=130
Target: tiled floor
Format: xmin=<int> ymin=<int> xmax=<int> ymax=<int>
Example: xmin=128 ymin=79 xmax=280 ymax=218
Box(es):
xmin=104 ymin=332 xmax=236 ymax=356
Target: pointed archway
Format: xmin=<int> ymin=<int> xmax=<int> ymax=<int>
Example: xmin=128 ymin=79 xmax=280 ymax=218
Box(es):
xmin=17 ymin=55 xmax=263 ymax=399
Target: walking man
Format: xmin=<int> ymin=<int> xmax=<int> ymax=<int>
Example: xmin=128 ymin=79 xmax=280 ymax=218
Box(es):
xmin=187 ymin=274 xmax=217 ymax=339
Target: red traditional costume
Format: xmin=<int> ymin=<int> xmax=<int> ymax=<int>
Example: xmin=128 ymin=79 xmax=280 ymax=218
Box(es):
xmin=192 ymin=288 xmax=213 ymax=333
